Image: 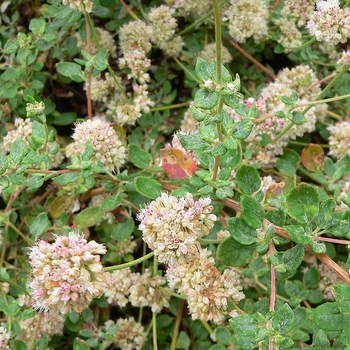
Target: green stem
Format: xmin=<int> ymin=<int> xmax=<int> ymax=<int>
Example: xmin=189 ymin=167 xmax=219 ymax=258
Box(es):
xmin=174 ymin=0 xmax=228 ymax=39
xmin=213 ymin=0 xmax=222 ymax=84
xmin=288 ymin=140 xmax=329 ymax=148
xmin=103 ymin=252 xmax=154 ymax=272
xmin=211 ymin=0 xmax=224 ymax=182
xmin=150 ymin=102 xmax=189 ymax=112
xmin=152 ymin=312 xmax=158 ymax=350
xmin=270 ymin=122 xmax=293 ymax=145
xmin=173 ymin=57 xmax=200 ymax=83
xmin=5 ymin=219 xmax=34 ymax=245
xmin=299 ymin=92 xmax=350 ymax=107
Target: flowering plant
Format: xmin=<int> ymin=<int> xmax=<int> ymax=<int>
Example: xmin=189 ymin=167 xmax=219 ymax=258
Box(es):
xmin=1 ymin=0 xmax=350 ymax=349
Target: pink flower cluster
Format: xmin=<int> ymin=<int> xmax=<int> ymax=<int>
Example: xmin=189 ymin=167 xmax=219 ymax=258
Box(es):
xmin=28 ymin=230 xmax=106 ymax=314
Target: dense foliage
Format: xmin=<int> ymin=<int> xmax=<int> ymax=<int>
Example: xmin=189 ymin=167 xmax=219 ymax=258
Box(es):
xmin=1 ymin=0 xmax=350 ymax=349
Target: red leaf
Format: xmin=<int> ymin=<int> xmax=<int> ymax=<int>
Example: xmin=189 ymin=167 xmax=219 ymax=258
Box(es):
xmin=160 ymin=147 xmax=197 ymax=180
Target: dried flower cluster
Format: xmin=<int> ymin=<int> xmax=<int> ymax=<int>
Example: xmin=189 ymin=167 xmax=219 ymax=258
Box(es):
xmin=224 ymin=0 xmax=268 ymax=43
xmin=306 ymin=0 xmax=350 ymax=46
xmin=28 ymin=230 xmax=106 ymax=314
xmin=166 ymin=249 xmax=245 ymax=324
xmin=138 ymin=192 xmax=216 ymax=266
xmin=69 ymin=118 xmax=127 ymax=171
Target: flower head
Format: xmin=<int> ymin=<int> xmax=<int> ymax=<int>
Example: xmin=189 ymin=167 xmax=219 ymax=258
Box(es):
xmin=166 ymin=249 xmax=245 ymax=324
xmin=102 ymin=317 xmax=145 ymax=350
xmin=71 ymin=118 xmax=127 ymax=171
xmin=137 ymin=193 xmax=216 ymax=266
xmin=306 ymin=1 xmax=350 ymax=46
xmin=28 ymin=230 xmax=106 ymax=314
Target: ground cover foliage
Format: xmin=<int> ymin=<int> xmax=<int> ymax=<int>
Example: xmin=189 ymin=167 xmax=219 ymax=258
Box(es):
xmin=1 ymin=0 xmax=350 ymax=349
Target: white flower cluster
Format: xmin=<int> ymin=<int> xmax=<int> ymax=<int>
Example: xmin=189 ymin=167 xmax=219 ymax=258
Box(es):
xmin=328 ymin=121 xmax=350 ymax=160
xmin=18 ymin=312 xmax=65 ymax=342
xmin=148 ymin=5 xmax=183 ymax=57
xmin=224 ymin=0 xmax=268 ymax=43
xmin=198 ymin=43 xmax=232 ymax=64
xmin=102 ymin=318 xmax=145 ymax=350
xmin=70 ymin=118 xmax=127 ymax=171
xmin=28 ymin=231 xmax=107 ymax=314
xmin=138 ymin=192 xmax=216 ymax=266
xmin=307 ymin=0 xmax=350 ymax=46
xmin=166 ymin=249 xmax=245 ymax=324
xmin=62 ymin=0 xmax=92 ymax=13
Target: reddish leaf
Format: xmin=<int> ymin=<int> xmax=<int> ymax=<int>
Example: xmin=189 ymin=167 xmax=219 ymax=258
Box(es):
xmin=160 ymin=147 xmax=197 ymax=180
xmin=301 ymin=144 xmax=325 ymax=173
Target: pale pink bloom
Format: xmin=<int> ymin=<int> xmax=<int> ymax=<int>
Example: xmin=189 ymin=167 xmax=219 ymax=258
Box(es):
xmin=28 ymin=231 xmax=106 ymax=314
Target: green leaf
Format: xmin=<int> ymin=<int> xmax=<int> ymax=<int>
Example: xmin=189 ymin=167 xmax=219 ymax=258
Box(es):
xmin=286 ymin=183 xmax=319 ymax=224
xmin=332 ymin=155 xmax=350 ymax=181
xmin=276 ymin=244 xmax=304 ymax=280
xmin=56 ymin=62 xmax=84 ymax=83
xmin=92 ymin=49 xmax=109 ymax=71
xmin=190 ymin=105 xmax=206 ymax=122
xmin=24 ymin=175 xmax=44 ymax=189
xmin=291 ymin=111 xmax=306 ymax=125
xmin=111 ymin=217 xmax=135 ymax=241
xmin=283 ymin=225 xmax=311 ymax=245
xmin=211 ymin=143 xmax=227 ymax=157
xmin=194 ymin=89 xmax=219 ymax=110
xmin=217 ymin=237 xmax=257 ymax=266
xmin=229 ymin=315 xmax=258 ymax=336
xmin=134 ymin=176 xmax=162 ymax=199
xmin=241 ymin=195 xmax=264 ymax=229
xmin=195 ymin=58 xmax=211 ymax=81
xmin=0 ymin=175 xmax=11 ymax=191
xmin=311 ymin=302 xmax=347 ymax=331
xmin=81 ymin=141 xmax=94 ymax=162
xmin=303 ymin=267 xmax=320 ymax=289
xmin=73 ymin=338 xmax=90 ymax=350
xmin=315 ymin=198 xmax=335 ymax=229
xmin=224 ymin=95 xmax=239 ymax=109
xmin=99 ymin=196 xmax=120 ymax=213
xmin=10 ymin=138 xmax=28 ymax=164
xmin=30 ymin=212 xmax=50 ymax=238
xmin=29 ymin=18 xmax=46 ymax=35
xmin=53 ymin=172 xmax=82 ymax=185
xmin=276 ymin=149 xmax=300 ymax=176
xmin=272 ymin=303 xmax=294 ymax=334
xmin=12 ymin=340 xmax=28 ymax=350
xmin=223 ymin=136 xmax=238 ymax=150
xmin=156 ymin=315 xmax=174 ymax=329
xmin=178 ymin=331 xmax=191 ymax=348
xmin=214 ymin=327 xmax=231 ymax=345
xmin=227 ymin=217 xmax=257 ymax=245
xmin=235 ymin=164 xmax=261 ymax=194
xmin=128 ymin=144 xmax=151 ymax=168
xmin=176 ymin=133 xmax=205 ymax=150
xmin=232 ymin=119 xmax=253 ymax=140
xmin=233 ymin=104 xmax=249 ymax=118
xmin=73 ymin=207 xmax=103 ymax=228
xmin=333 ymin=284 xmax=350 ymax=316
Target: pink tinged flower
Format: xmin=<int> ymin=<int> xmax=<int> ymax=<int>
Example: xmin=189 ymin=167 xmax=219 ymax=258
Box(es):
xmin=137 ymin=193 xmax=216 ymax=266
xmin=28 ymin=230 xmax=106 ymax=314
